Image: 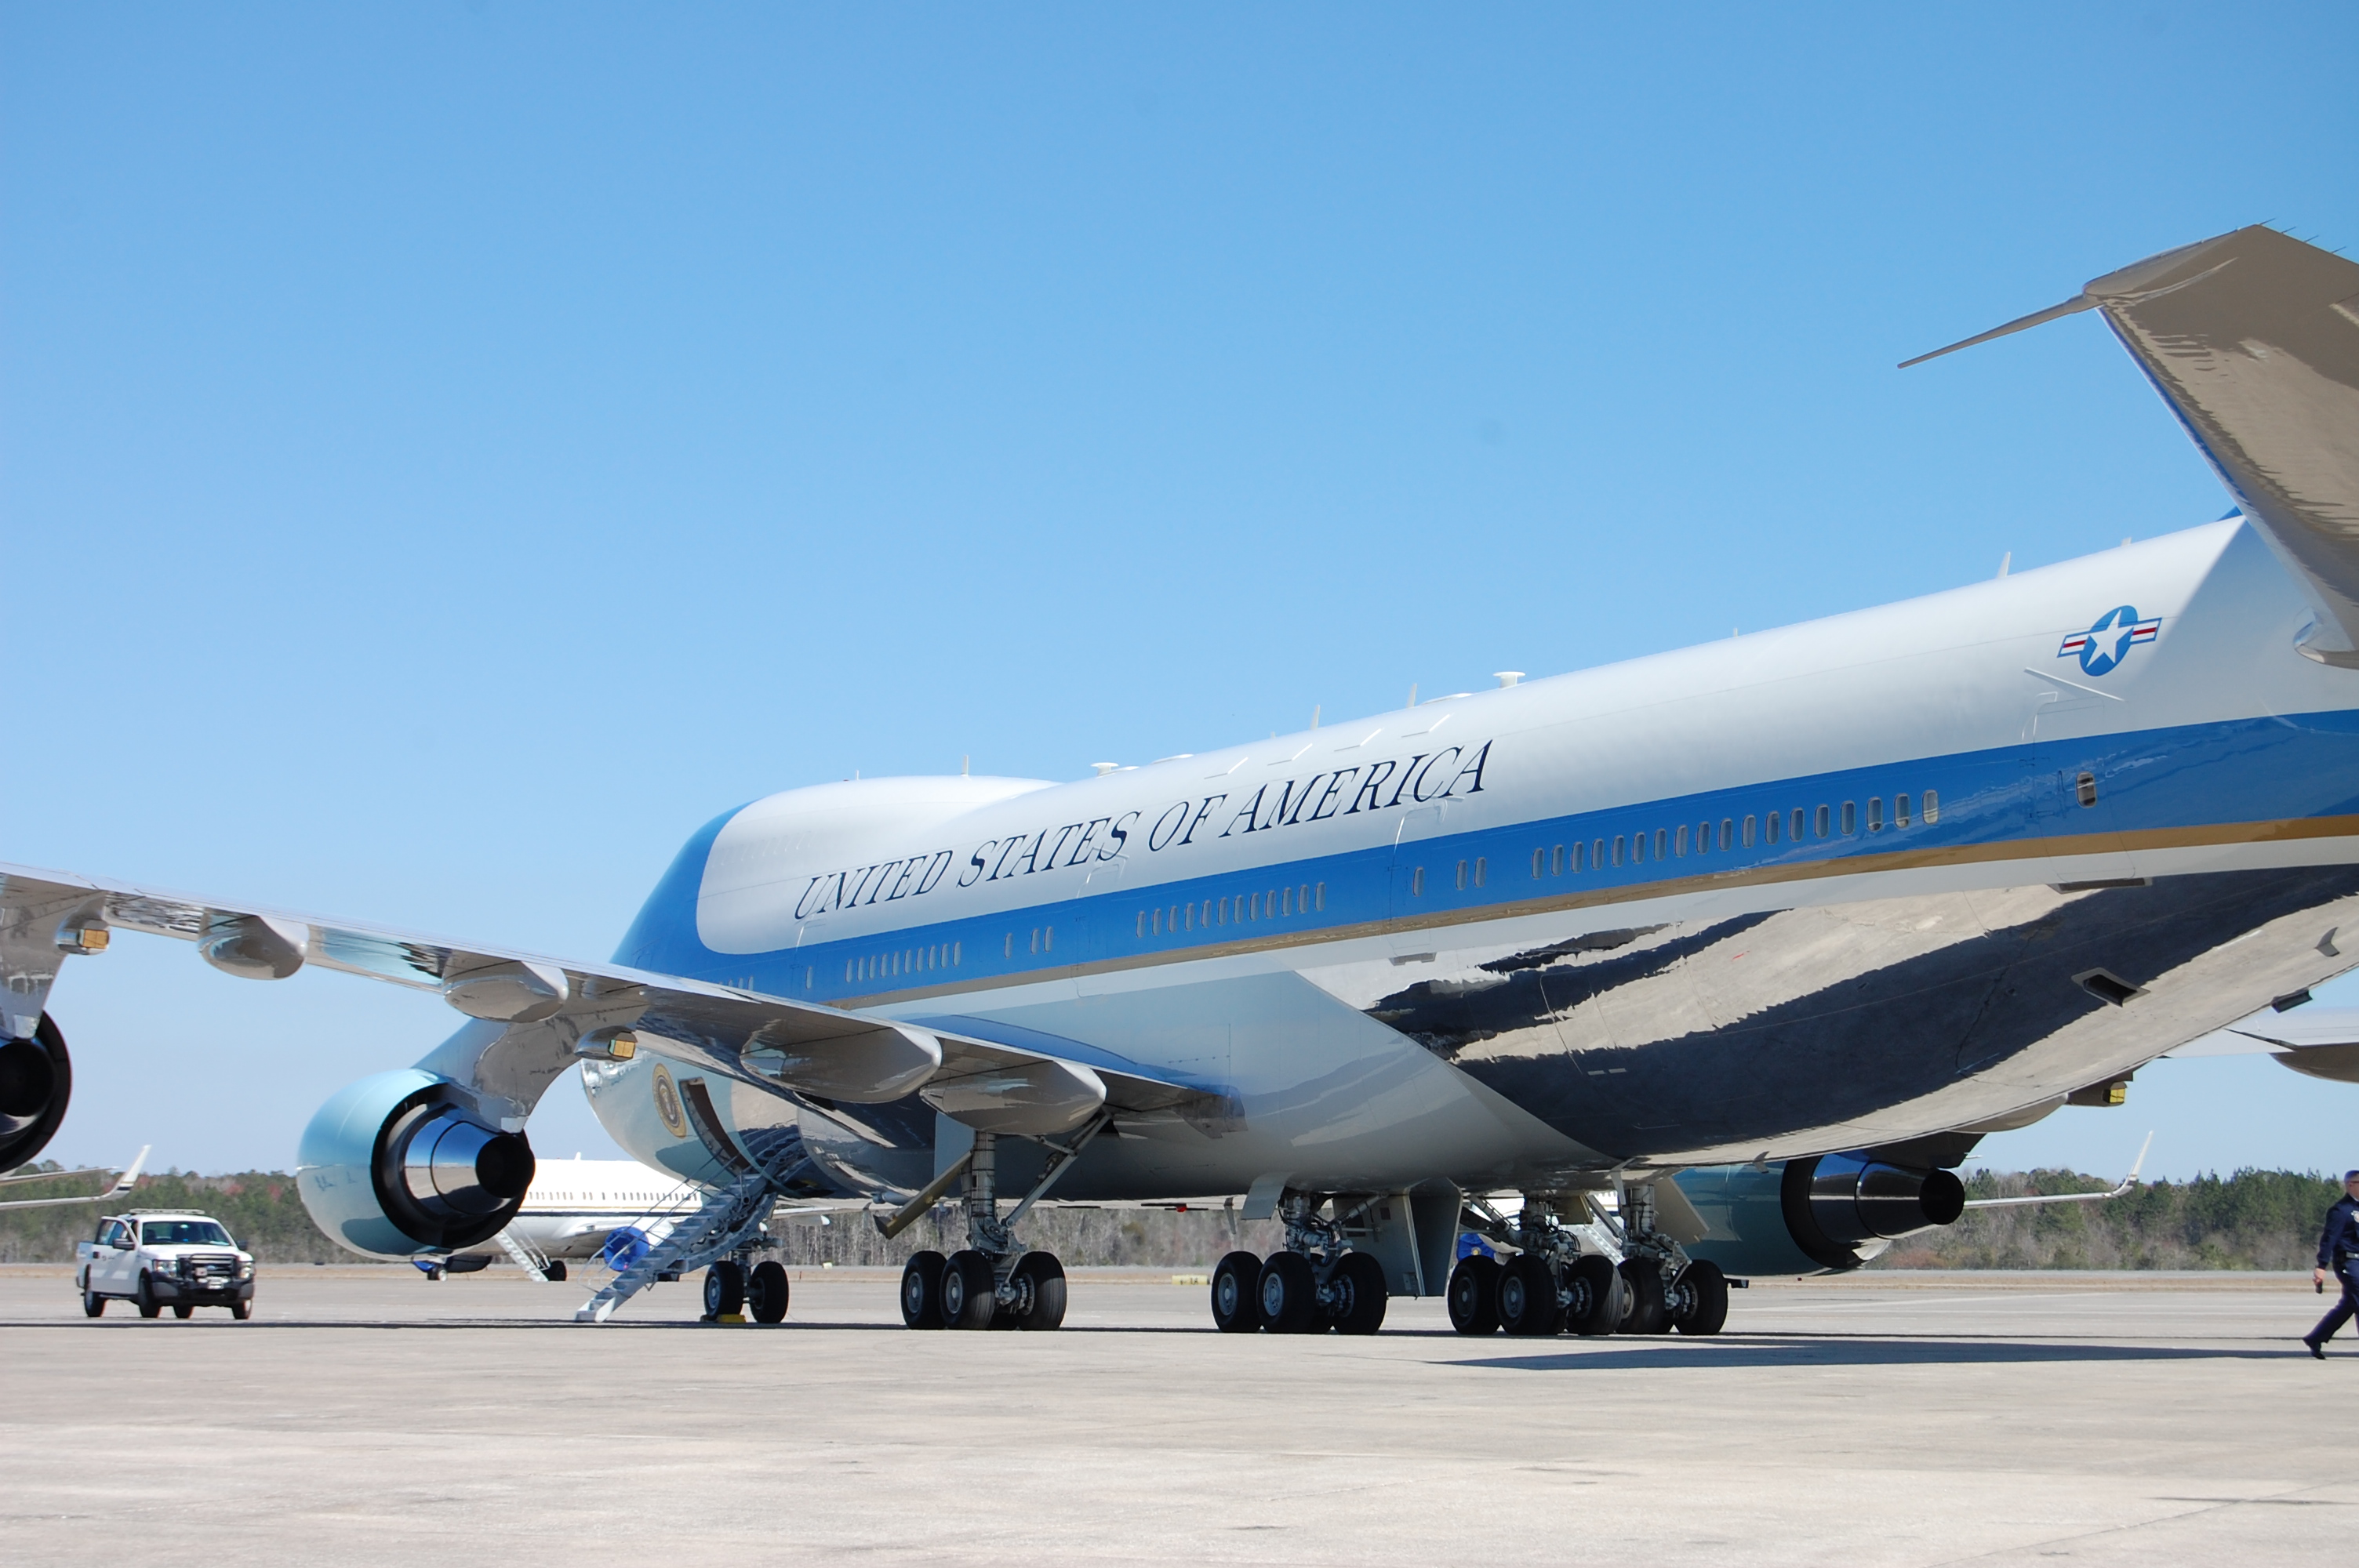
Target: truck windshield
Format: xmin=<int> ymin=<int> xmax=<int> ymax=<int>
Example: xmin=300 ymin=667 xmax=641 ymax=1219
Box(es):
xmin=140 ymin=1221 xmax=232 ymax=1247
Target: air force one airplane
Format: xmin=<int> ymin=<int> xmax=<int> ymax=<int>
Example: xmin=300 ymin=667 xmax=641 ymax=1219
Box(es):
xmin=5 ymin=224 xmax=2357 ymax=1337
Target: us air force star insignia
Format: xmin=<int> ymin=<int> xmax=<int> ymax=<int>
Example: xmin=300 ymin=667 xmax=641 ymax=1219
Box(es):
xmin=2058 ymin=605 xmax=2162 ymax=677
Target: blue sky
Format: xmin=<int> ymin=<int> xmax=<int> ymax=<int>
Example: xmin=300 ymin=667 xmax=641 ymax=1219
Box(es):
xmin=4 ymin=5 xmax=2354 ymax=1179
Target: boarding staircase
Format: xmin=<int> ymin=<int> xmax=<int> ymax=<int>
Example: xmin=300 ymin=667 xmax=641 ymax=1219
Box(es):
xmin=496 ymin=1226 xmax=555 ymax=1282
xmin=572 ymin=1168 xmax=780 ymax=1324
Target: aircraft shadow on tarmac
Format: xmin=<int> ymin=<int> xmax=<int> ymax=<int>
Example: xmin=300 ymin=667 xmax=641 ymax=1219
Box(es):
xmin=1456 ymin=1336 xmax=2298 ymax=1371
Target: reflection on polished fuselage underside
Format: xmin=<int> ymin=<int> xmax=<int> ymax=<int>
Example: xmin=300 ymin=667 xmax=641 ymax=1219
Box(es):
xmin=1329 ymin=866 xmax=2359 ymax=1163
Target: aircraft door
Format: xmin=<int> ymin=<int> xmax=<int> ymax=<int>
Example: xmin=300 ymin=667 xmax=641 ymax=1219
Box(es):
xmin=1390 ymin=805 xmax=1447 ymax=920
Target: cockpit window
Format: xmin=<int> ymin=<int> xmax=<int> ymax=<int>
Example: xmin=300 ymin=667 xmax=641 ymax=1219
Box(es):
xmin=140 ymin=1220 xmax=232 ymax=1247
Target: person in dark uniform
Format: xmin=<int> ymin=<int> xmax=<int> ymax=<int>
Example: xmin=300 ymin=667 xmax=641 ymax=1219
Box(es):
xmin=2303 ymin=1170 xmax=2359 ymax=1359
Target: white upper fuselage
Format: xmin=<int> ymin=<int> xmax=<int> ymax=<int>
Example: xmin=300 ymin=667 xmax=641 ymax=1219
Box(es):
xmin=641 ymin=520 xmax=2343 ymax=1001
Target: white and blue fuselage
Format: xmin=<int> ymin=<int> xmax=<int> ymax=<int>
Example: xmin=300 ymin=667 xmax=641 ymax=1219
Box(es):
xmin=586 ymin=518 xmax=2359 ymax=1198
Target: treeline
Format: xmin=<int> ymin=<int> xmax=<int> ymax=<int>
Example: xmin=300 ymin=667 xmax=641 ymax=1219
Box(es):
xmin=5 ymin=1164 xmax=2342 ymax=1272
xmin=1874 ymin=1167 xmax=2345 ymax=1272
xmin=0 ymin=1164 xmax=1278 ymax=1268
xmin=0 ymin=1167 xmax=353 ymax=1265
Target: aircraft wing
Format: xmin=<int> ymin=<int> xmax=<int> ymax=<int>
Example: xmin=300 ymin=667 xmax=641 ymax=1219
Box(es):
xmin=0 ymin=862 xmax=1205 ymax=1136
xmin=2166 ymin=1004 xmax=2359 ymax=1085
xmin=0 ymin=1145 xmax=147 ymax=1210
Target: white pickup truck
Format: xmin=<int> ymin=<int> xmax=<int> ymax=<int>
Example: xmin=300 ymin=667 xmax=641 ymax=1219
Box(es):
xmin=76 ymin=1210 xmax=255 ymax=1319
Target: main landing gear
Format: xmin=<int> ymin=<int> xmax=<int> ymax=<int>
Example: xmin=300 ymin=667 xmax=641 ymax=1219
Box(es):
xmin=1207 ymin=1192 xmax=1389 ymax=1336
xmin=699 ymin=1256 xmax=791 ymax=1324
xmin=1446 ymin=1187 xmax=1729 ymax=1339
xmin=896 ymin=1125 xmax=1100 ymax=1331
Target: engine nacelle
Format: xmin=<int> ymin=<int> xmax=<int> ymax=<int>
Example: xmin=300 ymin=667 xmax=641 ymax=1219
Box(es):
xmin=1674 ymin=1152 xmax=1967 ymax=1276
xmin=297 ymin=1069 xmax=536 ymax=1258
xmin=0 ymin=1014 xmax=73 ymax=1171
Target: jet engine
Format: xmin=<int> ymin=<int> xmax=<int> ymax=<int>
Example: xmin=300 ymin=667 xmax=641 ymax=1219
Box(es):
xmin=297 ymin=1069 xmax=535 ymax=1257
xmin=0 ymin=1014 xmax=72 ymax=1171
xmin=1674 ymin=1151 xmax=1967 ymax=1277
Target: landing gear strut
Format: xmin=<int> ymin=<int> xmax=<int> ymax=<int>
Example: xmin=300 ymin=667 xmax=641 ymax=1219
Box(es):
xmin=892 ymin=1120 xmax=1102 ymax=1331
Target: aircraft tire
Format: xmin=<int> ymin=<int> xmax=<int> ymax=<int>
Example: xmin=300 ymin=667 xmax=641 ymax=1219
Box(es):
xmin=1496 ymin=1254 xmax=1562 ymax=1337
xmin=748 ymin=1260 xmax=790 ymax=1324
xmin=900 ymin=1250 xmax=947 ymax=1329
xmin=703 ymin=1259 xmax=746 ymax=1319
xmin=940 ymin=1249 xmax=998 ymax=1330
xmin=543 ymin=1261 xmax=567 ymax=1283
xmin=1011 ymin=1251 xmax=1067 ymax=1330
xmin=1256 ymin=1252 xmax=1322 ymax=1334
xmin=1209 ymin=1250 xmax=1264 ymax=1333
xmin=1619 ymin=1258 xmax=1669 ymax=1335
xmin=1446 ymin=1255 xmax=1501 ymax=1335
xmin=1669 ymin=1260 xmax=1729 ymax=1336
xmin=1328 ymin=1251 xmax=1388 ymax=1335
xmin=1564 ymin=1254 xmax=1623 ymax=1338
xmin=82 ymin=1290 xmax=104 ymax=1318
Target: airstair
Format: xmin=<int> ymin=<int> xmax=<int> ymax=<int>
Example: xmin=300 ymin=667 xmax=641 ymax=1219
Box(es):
xmin=496 ymin=1226 xmax=556 ymax=1282
xmin=572 ymin=1167 xmax=779 ymax=1324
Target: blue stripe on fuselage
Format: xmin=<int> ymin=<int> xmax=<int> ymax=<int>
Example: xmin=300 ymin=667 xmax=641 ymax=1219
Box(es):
xmin=616 ymin=708 xmax=2359 ymax=1002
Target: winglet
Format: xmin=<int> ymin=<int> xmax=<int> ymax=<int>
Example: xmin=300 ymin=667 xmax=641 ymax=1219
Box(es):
xmin=107 ymin=1145 xmax=150 ymax=1198
xmin=2123 ymin=1130 xmax=2154 ymax=1188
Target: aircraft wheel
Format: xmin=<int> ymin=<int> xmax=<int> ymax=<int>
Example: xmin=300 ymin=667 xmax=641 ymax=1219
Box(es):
xmin=747 ymin=1260 xmax=790 ymax=1324
xmin=135 ymin=1274 xmax=161 ymax=1319
xmin=1447 ymin=1254 xmax=1502 ymax=1335
xmin=82 ymin=1291 xmax=104 ymax=1318
xmin=1564 ymin=1254 xmax=1623 ymax=1337
xmin=703 ymin=1259 xmax=747 ymax=1319
xmin=1210 ymin=1250 xmax=1264 ymax=1333
xmin=1257 ymin=1252 xmax=1322 ymax=1334
xmin=940 ymin=1249 xmax=998 ymax=1330
xmin=1327 ymin=1251 xmax=1388 ymax=1335
xmin=1010 ymin=1251 xmax=1067 ymax=1330
xmin=1669 ymin=1260 xmax=1729 ymax=1336
xmin=543 ymin=1261 xmax=568 ymax=1283
xmin=1619 ymin=1258 xmax=1669 ymax=1335
xmin=900 ymin=1250 xmax=947 ymax=1329
xmin=1496 ymin=1254 xmax=1562 ymax=1337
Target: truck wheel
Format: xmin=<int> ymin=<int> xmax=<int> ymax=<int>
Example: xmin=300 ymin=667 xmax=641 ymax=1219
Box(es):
xmin=82 ymin=1291 xmax=104 ymax=1318
xmin=171 ymin=1304 xmax=193 ymax=1319
xmin=135 ymin=1274 xmax=161 ymax=1319
xmin=231 ymin=1299 xmax=252 ymax=1321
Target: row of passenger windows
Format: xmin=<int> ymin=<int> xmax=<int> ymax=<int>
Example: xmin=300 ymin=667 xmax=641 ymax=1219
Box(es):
xmin=848 ymin=942 xmax=961 ymax=985
xmin=849 ymin=789 xmax=1946 ymax=979
xmin=1140 ymin=883 xmax=1326 ymax=938
xmin=1527 ymin=790 xmax=1941 ymax=880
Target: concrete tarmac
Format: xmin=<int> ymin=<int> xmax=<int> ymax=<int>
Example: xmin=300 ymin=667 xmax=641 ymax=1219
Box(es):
xmin=2 ymin=1264 xmax=2354 ymax=1566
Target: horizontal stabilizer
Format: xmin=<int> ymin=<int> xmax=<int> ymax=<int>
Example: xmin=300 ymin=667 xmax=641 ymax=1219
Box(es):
xmin=1909 ymin=226 xmax=2359 ymax=662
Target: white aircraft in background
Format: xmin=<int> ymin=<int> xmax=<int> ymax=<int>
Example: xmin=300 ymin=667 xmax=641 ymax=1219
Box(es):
xmin=5 ymin=223 xmax=2357 ymax=1341
xmin=423 ymin=1156 xmax=707 ymax=1283
xmin=429 ymin=1155 xmax=853 ymax=1323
